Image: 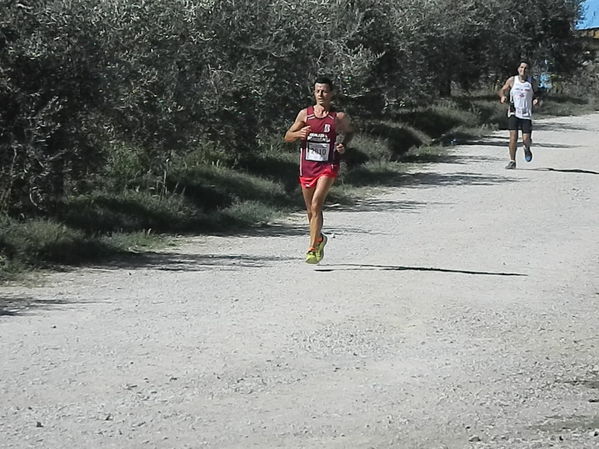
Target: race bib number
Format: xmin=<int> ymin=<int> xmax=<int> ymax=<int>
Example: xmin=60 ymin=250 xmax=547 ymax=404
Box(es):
xmin=306 ymin=142 xmax=330 ymax=162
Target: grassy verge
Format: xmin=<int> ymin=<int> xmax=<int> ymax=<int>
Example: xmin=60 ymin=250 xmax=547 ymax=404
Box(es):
xmin=1 ymin=91 xmax=596 ymax=281
xmin=0 ymin=218 xmax=165 ymax=282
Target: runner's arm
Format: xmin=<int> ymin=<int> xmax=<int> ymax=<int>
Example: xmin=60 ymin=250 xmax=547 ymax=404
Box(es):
xmin=532 ymin=78 xmax=542 ymax=107
xmin=498 ymin=77 xmax=513 ymax=103
xmin=284 ymin=109 xmax=310 ymax=142
xmin=335 ymin=112 xmax=354 ymax=154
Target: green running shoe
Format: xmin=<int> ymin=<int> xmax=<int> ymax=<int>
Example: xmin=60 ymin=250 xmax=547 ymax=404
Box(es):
xmin=305 ymin=248 xmax=318 ymax=264
xmin=315 ymin=234 xmax=328 ymax=263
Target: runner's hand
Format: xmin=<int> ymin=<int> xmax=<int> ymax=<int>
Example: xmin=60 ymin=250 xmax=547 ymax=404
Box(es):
xmin=335 ymin=143 xmax=346 ymax=154
xmin=297 ymin=126 xmax=311 ymax=140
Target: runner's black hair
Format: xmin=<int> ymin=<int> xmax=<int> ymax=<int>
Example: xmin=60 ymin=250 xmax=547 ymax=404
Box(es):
xmin=314 ymin=76 xmax=335 ymax=91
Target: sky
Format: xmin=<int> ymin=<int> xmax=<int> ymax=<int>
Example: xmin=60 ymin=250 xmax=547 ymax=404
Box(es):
xmin=578 ymin=0 xmax=599 ymax=28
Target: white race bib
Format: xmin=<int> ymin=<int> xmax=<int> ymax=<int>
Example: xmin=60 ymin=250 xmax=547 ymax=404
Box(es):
xmin=306 ymin=142 xmax=330 ymax=162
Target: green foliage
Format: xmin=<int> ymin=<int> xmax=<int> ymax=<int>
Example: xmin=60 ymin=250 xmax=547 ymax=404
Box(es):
xmin=0 ymin=214 xmax=168 ymax=280
xmin=343 ymin=160 xmax=406 ymax=187
xmin=0 ymin=0 xmax=111 ymax=213
xmin=102 ymin=143 xmax=156 ymax=192
xmin=59 ymin=190 xmax=201 ymax=234
xmin=362 ymin=122 xmax=429 ymax=159
xmin=168 ymin=164 xmax=293 ymax=211
xmin=535 ymin=94 xmax=597 ymax=116
xmin=220 ymin=200 xmax=283 ymax=228
xmin=343 ymin=134 xmax=390 ymax=165
xmin=237 ymin=138 xmax=300 ymax=192
xmin=0 ymin=216 xmax=112 ymax=266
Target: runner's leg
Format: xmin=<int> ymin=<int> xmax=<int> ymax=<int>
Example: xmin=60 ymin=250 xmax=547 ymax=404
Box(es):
xmin=509 ymin=130 xmax=518 ymax=161
xmin=522 ymin=118 xmax=533 ymax=161
xmin=302 ymin=176 xmax=335 ymax=249
xmin=301 ymin=185 xmax=316 ymax=231
xmin=301 ymin=185 xmax=318 ymax=263
xmin=523 ymin=133 xmax=532 ymax=161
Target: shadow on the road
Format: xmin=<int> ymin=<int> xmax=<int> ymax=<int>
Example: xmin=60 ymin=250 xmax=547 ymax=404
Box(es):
xmin=315 ymin=263 xmax=526 ymax=277
xmin=403 ymin=171 xmax=519 ymax=187
xmin=534 ymin=414 xmax=599 ymax=433
xmin=403 ymin=151 xmax=504 ymax=165
xmin=522 ymin=167 xmax=599 ymax=175
xmin=328 ymin=199 xmax=429 ymax=213
xmin=466 ymin=138 xmax=580 ymax=150
xmin=435 ymin=154 xmax=505 ymax=164
xmin=533 ymin=142 xmax=581 ymax=149
xmin=234 ymin=223 xmax=308 ymax=238
xmin=534 ymin=122 xmax=590 ymax=132
xmin=0 ymin=295 xmax=77 ymax=317
xmin=89 ymin=252 xmax=297 ymax=272
xmin=465 ymin=137 xmax=506 ymax=148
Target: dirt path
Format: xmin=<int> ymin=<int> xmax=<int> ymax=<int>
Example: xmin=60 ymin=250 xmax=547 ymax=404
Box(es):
xmin=2 ymin=114 xmax=599 ymax=449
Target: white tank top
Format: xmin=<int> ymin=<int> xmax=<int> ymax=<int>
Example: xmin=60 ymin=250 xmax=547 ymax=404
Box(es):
xmin=509 ymin=76 xmax=534 ymax=120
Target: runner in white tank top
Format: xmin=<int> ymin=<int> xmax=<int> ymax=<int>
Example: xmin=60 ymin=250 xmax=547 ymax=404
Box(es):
xmin=499 ymin=61 xmax=542 ymax=169
xmin=509 ymin=75 xmax=534 ymax=120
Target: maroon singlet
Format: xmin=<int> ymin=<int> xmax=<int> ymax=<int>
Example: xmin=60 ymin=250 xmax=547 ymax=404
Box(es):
xmin=299 ymin=106 xmax=340 ymax=179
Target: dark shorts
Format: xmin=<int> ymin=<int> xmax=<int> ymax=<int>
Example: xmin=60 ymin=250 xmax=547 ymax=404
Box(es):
xmin=508 ymin=115 xmax=532 ymax=134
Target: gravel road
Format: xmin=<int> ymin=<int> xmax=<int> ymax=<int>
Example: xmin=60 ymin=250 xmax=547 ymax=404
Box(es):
xmin=1 ymin=113 xmax=599 ymax=449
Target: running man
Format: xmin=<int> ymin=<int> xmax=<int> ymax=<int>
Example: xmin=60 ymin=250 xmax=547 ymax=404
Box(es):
xmin=284 ymin=76 xmax=353 ymax=264
xmin=499 ymin=61 xmax=542 ymax=169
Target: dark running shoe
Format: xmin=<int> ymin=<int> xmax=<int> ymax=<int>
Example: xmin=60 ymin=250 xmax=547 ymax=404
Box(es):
xmin=505 ymin=160 xmax=516 ymax=169
xmin=524 ymin=146 xmax=533 ymax=162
